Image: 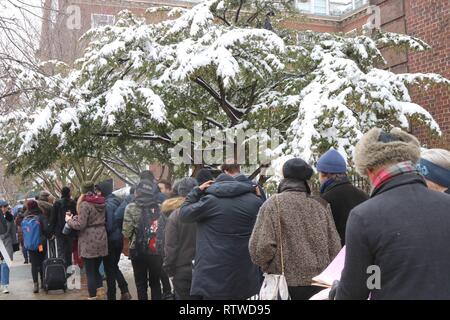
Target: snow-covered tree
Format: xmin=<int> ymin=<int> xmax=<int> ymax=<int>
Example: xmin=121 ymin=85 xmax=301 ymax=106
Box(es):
xmin=1 ymin=0 xmax=449 ymax=180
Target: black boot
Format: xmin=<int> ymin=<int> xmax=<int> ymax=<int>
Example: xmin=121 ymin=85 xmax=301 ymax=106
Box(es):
xmin=33 ymin=283 xmax=39 ymax=293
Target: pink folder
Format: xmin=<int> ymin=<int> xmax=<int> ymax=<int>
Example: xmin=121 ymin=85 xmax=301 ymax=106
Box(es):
xmin=312 ymin=246 xmax=346 ymax=287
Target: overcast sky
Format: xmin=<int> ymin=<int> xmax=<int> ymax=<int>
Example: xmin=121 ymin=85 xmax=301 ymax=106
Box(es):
xmin=0 ymin=0 xmax=45 ymax=60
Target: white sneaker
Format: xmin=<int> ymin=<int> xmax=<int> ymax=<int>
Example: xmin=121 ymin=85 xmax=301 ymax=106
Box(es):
xmin=2 ymin=285 xmax=9 ymax=294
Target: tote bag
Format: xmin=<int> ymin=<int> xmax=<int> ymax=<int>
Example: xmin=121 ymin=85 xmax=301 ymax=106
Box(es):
xmin=258 ymin=195 xmax=290 ymax=300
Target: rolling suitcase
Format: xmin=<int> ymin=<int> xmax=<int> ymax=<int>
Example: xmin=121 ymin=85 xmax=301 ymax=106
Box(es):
xmin=43 ymin=238 xmax=67 ymax=293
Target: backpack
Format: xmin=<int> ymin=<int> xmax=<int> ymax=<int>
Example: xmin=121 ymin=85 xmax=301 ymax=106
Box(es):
xmin=131 ymin=206 xmax=160 ymax=259
xmin=22 ymin=215 xmax=41 ymax=251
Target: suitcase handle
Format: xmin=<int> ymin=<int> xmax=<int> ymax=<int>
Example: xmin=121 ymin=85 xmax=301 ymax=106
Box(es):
xmin=47 ymin=238 xmax=58 ymax=259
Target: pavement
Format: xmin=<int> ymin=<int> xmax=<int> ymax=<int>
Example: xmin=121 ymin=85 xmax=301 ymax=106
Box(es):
xmin=0 ymin=251 xmax=137 ymax=300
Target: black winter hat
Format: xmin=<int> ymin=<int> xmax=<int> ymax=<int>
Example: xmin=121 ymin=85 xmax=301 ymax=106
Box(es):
xmin=95 ymin=179 xmax=114 ymax=197
xmin=61 ymin=187 xmax=71 ymax=198
xmin=195 ymin=169 xmax=214 ymax=185
xmin=136 ymin=179 xmax=155 ymax=196
xmin=282 ymin=158 xmax=314 ymax=181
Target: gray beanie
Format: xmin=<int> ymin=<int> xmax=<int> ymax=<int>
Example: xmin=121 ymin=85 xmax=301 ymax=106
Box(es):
xmin=177 ymin=177 xmax=198 ymax=197
xmin=354 ymin=127 xmax=421 ymax=176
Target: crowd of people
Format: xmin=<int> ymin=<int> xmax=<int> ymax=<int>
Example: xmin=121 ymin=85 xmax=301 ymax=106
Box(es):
xmin=0 ymin=126 xmax=449 ymax=300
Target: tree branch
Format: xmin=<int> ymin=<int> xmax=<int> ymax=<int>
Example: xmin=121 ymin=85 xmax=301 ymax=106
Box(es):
xmin=235 ymin=0 xmax=244 ymax=23
xmin=101 ymin=160 xmax=135 ymax=186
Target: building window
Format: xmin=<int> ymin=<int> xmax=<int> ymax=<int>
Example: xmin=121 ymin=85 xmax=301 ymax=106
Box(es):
xmin=314 ymin=0 xmax=328 ymax=15
xmin=91 ymin=14 xmax=115 ymax=28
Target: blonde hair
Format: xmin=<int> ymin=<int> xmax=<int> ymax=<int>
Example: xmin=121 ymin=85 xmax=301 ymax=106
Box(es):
xmin=421 ymin=148 xmax=450 ymax=170
xmin=76 ymin=194 xmax=85 ymax=214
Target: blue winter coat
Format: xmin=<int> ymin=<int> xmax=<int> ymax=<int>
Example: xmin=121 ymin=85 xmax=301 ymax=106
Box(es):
xmin=105 ymin=194 xmax=123 ymax=243
xmin=180 ymin=174 xmax=263 ymax=300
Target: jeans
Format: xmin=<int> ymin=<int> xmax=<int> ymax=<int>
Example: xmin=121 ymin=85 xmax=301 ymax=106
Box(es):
xmin=28 ymin=250 xmax=45 ymax=283
xmin=0 ymin=261 xmax=9 ymax=286
xmin=56 ymin=235 xmax=73 ymax=268
xmin=103 ymin=241 xmax=129 ymax=300
xmin=84 ymin=257 xmax=104 ymax=298
xmin=131 ymin=254 xmax=163 ymax=300
xmin=83 ymin=257 xmax=103 ymax=298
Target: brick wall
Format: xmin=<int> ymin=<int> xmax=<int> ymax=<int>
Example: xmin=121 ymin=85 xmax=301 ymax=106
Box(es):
xmin=405 ymin=0 xmax=450 ymax=147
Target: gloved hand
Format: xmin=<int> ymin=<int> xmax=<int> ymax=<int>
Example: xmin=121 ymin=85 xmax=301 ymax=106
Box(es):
xmin=329 ymin=280 xmax=340 ymax=300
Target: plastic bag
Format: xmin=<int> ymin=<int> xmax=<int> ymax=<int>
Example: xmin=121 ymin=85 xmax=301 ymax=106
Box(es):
xmin=259 ymin=273 xmax=290 ymax=300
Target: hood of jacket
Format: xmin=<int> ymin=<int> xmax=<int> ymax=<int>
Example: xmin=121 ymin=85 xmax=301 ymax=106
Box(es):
xmin=95 ymin=179 xmax=114 ymax=197
xmin=106 ymin=194 xmax=122 ymax=208
xmin=206 ymin=179 xmax=256 ymax=198
xmin=161 ymin=197 xmax=185 ymax=214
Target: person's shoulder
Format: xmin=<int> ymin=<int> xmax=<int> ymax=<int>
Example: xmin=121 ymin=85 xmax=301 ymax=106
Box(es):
xmin=125 ymin=202 xmax=139 ymax=214
xmin=258 ymin=195 xmax=277 ymax=211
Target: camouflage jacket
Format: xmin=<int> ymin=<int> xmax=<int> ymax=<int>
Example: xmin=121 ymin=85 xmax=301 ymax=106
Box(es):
xmin=122 ymin=202 xmax=141 ymax=250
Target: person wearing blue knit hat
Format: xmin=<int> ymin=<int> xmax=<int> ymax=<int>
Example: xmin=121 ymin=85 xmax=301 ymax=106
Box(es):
xmin=316 ymin=148 xmax=368 ymax=246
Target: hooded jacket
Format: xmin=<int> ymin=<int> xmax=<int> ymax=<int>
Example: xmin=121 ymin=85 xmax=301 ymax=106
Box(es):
xmin=67 ymin=194 xmax=108 ymax=258
xmin=96 ymin=179 xmax=123 ymax=243
xmin=157 ymin=197 xmax=185 ymax=257
xmin=180 ymin=174 xmax=263 ymax=300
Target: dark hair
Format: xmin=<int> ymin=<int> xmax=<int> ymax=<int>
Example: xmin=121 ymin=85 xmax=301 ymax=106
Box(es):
xmin=321 ymin=173 xmax=347 ymax=181
xmin=158 ymin=179 xmax=172 ymax=190
xmin=221 ymin=163 xmax=241 ymax=174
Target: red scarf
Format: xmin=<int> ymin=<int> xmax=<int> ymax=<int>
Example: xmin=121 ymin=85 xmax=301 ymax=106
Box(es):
xmin=84 ymin=193 xmax=105 ymax=205
xmin=370 ymin=161 xmax=418 ymax=194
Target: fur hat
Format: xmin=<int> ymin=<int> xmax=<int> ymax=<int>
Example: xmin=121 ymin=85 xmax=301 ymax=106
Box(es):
xmin=354 ymin=127 xmax=421 ymax=176
xmin=81 ymin=181 xmax=95 ymax=194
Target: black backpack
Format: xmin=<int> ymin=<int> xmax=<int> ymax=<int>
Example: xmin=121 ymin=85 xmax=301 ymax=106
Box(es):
xmin=131 ymin=206 xmax=160 ymax=259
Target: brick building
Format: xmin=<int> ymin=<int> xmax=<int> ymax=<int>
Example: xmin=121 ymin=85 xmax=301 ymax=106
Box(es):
xmin=38 ymin=0 xmax=449 ymax=147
